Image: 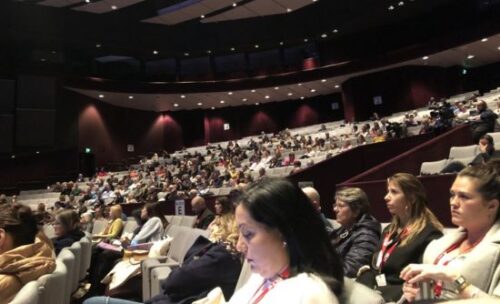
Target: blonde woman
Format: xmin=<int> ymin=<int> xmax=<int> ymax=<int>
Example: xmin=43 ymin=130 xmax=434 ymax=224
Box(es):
xmin=357 ymin=173 xmax=443 ymax=302
xmin=208 ymin=197 xmax=239 ymax=249
xmin=92 ymin=205 xmax=124 ymax=241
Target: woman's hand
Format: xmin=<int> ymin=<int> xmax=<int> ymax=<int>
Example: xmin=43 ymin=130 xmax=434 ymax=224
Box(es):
xmin=402 ymin=281 xmax=420 ymax=303
xmin=400 ymin=263 xmax=460 ymax=285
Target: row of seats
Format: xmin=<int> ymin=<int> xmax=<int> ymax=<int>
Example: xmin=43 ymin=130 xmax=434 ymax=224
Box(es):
xmin=10 ymin=235 xmax=91 ymax=304
xmin=420 ymin=132 xmax=500 ymax=175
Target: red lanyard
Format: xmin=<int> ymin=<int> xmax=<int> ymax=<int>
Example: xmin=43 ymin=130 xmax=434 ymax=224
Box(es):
xmin=432 ymin=235 xmax=466 ymax=297
xmin=376 ymin=228 xmax=409 ymax=270
xmin=251 ymin=267 xmax=290 ymax=304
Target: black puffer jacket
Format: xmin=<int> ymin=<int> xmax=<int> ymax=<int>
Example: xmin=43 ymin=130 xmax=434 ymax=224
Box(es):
xmin=331 ymin=214 xmax=381 ymax=278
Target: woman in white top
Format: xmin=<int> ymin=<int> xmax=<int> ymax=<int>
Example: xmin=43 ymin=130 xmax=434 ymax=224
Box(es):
xmin=228 ymin=178 xmax=343 ymax=303
xmin=401 ymin=160 xmax=500 ymax=301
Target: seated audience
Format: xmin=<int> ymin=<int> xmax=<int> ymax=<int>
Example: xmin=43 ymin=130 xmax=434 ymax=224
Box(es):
xmin=92 ymin=205 xmax=124 ymax=241
xmin=401 ymin=161 xmax=500 ymax=301
xmin=331 ymin=187 xmax=381 ymax=278
xmin=191 ymin=196 xmax=215 ymax=230
xmin=0 ymin=204 xmax=56 ymax=303
xmin=442 ymin=134 xmax=500 ymax=173
xmin=357 ymin=173 xmax=443 ymax=302
xmin=52 ymin=209 xmax=85 ymax=255
xmin=471 ymin=101 xmax=498 ymax=142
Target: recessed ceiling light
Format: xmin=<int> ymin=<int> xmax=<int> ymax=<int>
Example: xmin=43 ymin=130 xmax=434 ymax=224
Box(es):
xmin=287 ymin=92 xmax=293 ymax=96
xmin=498 ymin=46 xmax=500 ymax=50
xmin=242 ymin=98 xmax=248 ymax=102
xmin=173 ymin=103 xmax=179 ymax=107
xmin=153 ymin=50 xmax=158 ymax=55
xmin=388 ymin=5 xmax=395 ymax=10
xmin=312 ymin=0 xmax=317 ymax=2
xmin=96 ymin=43 xmax=101 ymax=48
xmin=181 ymin=95 xmax=186 ymax=99
xmin=422 ymin=56 xmax=429 ymax=60
xmin=481 ymin=38 xmax=488 ymax=42
xmin=304 ymin=38 xmax=309 ymax=42
xmin=200 ymin=15 xmax=205 ymax=19
xmin=11 ymin=155 xmax=15 ymax=159
xmin=287 ymin=8 xmax=292 ymax=13
xmin=232 ymin=2 xmax=237 ymax=7
xmin=220 ymin=100 xmax=225 ymax=104
xmin=298 ymin=83 xmax=302 ymax=86
xmin=207 ymin=50 xmax=212 ymax=54
xmin=310 ymin=89 xmax=316 ymax=93
xmin=255 ymin=44 xmax=259 ymax=48
xmin=197 ymin=102 xmax=203 ymax=106
xmin=184 ymin=53 xmax=190 ymax=56
xmin=300 ymin=96 xmax=305 ymax=100
xmin=128 ymin=95 xmax=134 ymax=99
xmin=279 ymin=41 xmax=284 ymax=46
xmin=230 ymin=47 xmax=235 ymax=51
xmin=332 ymin=29 xmax=339 ymax=33
xmin=251 ymin=89 xmax=256 ymax=93
xmin=334 ymin=85 xmax=340 ymax=89
xmin=228 ymin=92 xmax=233 ymax=95
xmin=265 ymin=95 xmax=270 ymax=99
xmin=111 ymin=5 xmax=117 ymax=10
xmin=274 ymin=87 xmax=279 ymax=90
xmin=398 ymin=1 xmax=404 ymax=6
xmin=40 ymin=58 xmax=46 ymax=62
xmin=211 ymin=107 xmax=215 ymax=110
xmin=255 ymin=102 xmax=260 ymax=105
xmin=321 ymin=33 xmax=327 ymax=38
xmin=85 ymin=0 xmax=90 ymax=2
xmin=98 ymin=94 xmax=104 ymax=98
xmin=321 ymin=79 xmax=327 ymax=83
xmin=467 ymin=54 xmax=475 ymax=59
xmin=36 ymin=151 xmax=40 ymax=154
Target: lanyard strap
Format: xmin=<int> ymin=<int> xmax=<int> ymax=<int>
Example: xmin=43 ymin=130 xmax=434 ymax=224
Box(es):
xmin=251 ymin=267 xmax=290 ymax=304
xmin=376 ymin=228 xmax=408 ymax=270
xmin=433 ymin=236 xmax=466 ymax=297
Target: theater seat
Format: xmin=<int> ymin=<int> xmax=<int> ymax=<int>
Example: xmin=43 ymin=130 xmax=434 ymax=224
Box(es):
xmin=10 ymin=280 xmax=40 ymax=304
xmin=342 ymin=278 xmax=384 ymax=304
xmin=79 ymin=236 xmax=92 ymax=281
xmin=448 ymin=145 xmax=478 ymax=159
xmin=37 ymin=260 xmax=67 ymax=304
xmin=55 ymin=248 xmax=75 ymax=304
xmin=67 ymin=242 xmax=82 ymax=294
xmin=420 ymin=159 xmax=448 ymax=175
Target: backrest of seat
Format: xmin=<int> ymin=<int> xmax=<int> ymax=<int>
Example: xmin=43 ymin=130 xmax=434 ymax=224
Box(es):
xmin=449 ymin=145 xmax=477 ymax=159
xmin=121 ymin=220 xmax=138 ymax=237
xmin=79 ymin=237 xmax=92 ymax=281
xmin=166 ymin=226 xmax=193 ymax=263
xmin=179 ymin=215 xmax=197 ymax=228
xmin=342 ymin=278 xmax=384 ymax=304
xmin=56 ymin=248 xmax=75 ymax=303
xmin=420 ymin=159 xmax=448 ymax=175
xmin=10 ymin=280 xmax=40 ymax=304
xmin=37 ymin=260 xmax=67 ymax=304
xmin=67 ymin=242 xmax=82 ymax=292
xmin=43 ymin=224 xmax=56 ymax=239
xmin=169 ymin=215 xmax=182 ymax=226
xmin=92 ymin=219 xmax=108 ymax=235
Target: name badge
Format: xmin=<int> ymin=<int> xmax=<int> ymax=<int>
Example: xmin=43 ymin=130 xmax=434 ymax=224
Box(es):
xmin=376 ymin=274 xmax=387 ymax=287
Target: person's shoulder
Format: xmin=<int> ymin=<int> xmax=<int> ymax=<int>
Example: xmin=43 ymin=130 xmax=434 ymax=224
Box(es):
xmin=278 ymin=273 xmax=339 ymax=303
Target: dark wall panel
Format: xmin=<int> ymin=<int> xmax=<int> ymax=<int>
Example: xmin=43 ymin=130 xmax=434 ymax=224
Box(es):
xmin=15 ymin=109 xmax=55 ymax=147
xmin=0 ymin=114 xmax=14 ymax=153
xmin=0 ymin=79 xmax=15 ymax=113
xmin=17 ymin=75 xmax=56 ymax=109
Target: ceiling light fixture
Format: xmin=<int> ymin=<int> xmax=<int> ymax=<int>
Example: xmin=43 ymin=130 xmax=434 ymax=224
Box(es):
xmin=304 ymin=38 xmax=309 ymax=42
xmin=242 ymin=98 xmax=248 ymax=102
xmin=255 ymin=102 xmax=260 ymax=105
xmin=398 ymin=1 xmax=404 ymax=6
xmin=332 ymin=29 xmax=339 ymax=33
xmin=181 ymin=95 xmax=186 ymax=98
xmin=335 ymin=85 xmax=340 ymax=89
xmin=288 ymin=92 xmax=293 ymax=96
xmin=111 ymin=5 xmax=117 ymax=10
xmin=467 ymin=54 xmax=475 ymax=59
xmin=279 ymin=41 xmax=284 ymax=46
xmin=200 ymin=15 xmax=205 ymax=19
xmin=300 ymin=96 xmax=305 ymax=100
xmin=96 ymin=43 xmax=101 ymax=48
xmin=98 ymin=94 xmax=104 ymax=98
xmin=481 ymin=38 xmax=488 ymax=42
xmin=128 ymin=96 xmax=134 ymax=99
xmin=207 ymin=50 xmax=212 ymax=54
xmin=321 ymin=34 xmax=327 ymax=38
xmin=255 ymin=44 xmax=259 ymax=48
xmin=422 ymin=56 xmax=429 ymax=60
xmin=251 ymin=89 xmax=256 ymax=93
xmin=230 ymin=47 xmax=235 ymax=51
xmin=321 ymin=79 xmax=327 ymax=83
xmin=228 ymin=92 xmax=233 ymax=95
xmin=220 ymin=100 xmax=225 ymax=104
xmin=298 ymin=83 xmax=302 ymax=86
xmin=153 ymin=50 xmax=158 ymax=55
xmin=211 ymin=107 xmax=215 ymax=110
xmin=287 ymin=8 xmax=292 ymax=13
xmin=310 ymin=89 xmax=316 ymax=93
xmin=197 ymin=102 xmax=203 ymax=106
xmin=174 ymin=103 xmax=179 ymax=107
xmin=274 ymin=87 xmax=279 ymax=90
xmin=265 ymin=95 xmax=270 ymax=99
xmin=232 ymin=3 xmax=237 ymax=7
xmin=388 ymin=5 xmax=395 ymax=10
xmin=184 ymin=53 xmax=190 ymax=56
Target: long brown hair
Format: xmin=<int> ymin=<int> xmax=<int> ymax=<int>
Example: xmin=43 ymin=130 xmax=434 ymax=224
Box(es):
xmin=386 ymin=173 xmax=443 ymax=246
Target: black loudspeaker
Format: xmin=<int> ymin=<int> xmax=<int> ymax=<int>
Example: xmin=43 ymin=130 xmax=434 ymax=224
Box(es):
xmin=79 ymin=152 xmax=95 ymax=178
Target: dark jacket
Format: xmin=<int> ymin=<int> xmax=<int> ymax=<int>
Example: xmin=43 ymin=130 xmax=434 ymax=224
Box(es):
xmin=147 ymin=236 xmax=242 ymax=304
xmin=195 ymin=208 xmax=215 ymax=230
xmin=368 ymin=224 xmax=443 ymax=302
xmin=52 ymin=229 xmax=85 ymax=255
xmin=331 ymin=214 xmax=381 ymax=278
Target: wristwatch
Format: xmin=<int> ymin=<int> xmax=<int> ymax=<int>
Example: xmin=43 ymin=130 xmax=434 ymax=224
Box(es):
xmin=453 ymin=275 xmax=470 ymax=293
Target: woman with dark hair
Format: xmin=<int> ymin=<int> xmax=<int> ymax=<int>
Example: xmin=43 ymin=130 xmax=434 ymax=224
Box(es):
xmin=0 ymin=204 xmax=55 ymax=302
xmin=52 ymin=209 xmax=85 ymax=255
xmin=208 ymin=197 xmax=238 ymax=248
xmin=401 ymin=160 xmax=500 ymax=301
xmin=331 ymin=187 xmax=381 ymax=278
xmin=441 ymin=134 xmax=499 ymax=173
xmin=128 ymin=202 xmax=168 ymax=246
xmin=228 ymin=178 xmax=343 ymax=303
xmin=357 ymin=173 xmax=443 ymax=302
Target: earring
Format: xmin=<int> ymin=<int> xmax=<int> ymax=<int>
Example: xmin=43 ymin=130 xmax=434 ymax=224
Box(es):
xmin=283 ymin=241 xmax=287 ymax=248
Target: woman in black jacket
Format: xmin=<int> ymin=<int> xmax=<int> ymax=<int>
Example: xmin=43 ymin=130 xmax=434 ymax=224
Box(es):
xmin=52 ymin=209 xmax=85 ymax=255
xmin=331 ymin=187 xmax=381 ymax=278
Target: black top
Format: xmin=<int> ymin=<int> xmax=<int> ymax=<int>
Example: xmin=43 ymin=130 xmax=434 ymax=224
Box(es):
xmin=373 ymin=224 xmax=443 ymax=302
xmin=52 ymin=229 xmax=85 ymax=255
